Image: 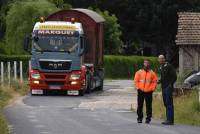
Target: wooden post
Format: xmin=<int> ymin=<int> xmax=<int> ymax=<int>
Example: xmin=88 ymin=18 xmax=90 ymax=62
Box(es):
xmin=179 ymin=47 xmax=184 ymax=75
xmin=20 ymin=61 xmax=23 ymax=83
xmin=14 ymin=61 xmax=17 ymax=80
xmin=7 ymin=62 xmax=10 ymax=85
xmin=1 ymin=62 xmax=3 ymax=85
xmin=194 ymin=49 xmax=199 ymax=71
xmin=29 ymin=60 xmax=31 ymax=70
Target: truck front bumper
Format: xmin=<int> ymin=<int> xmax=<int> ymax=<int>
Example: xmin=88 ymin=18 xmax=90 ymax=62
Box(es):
xmin=29 ymin=72 xmax=85 ymax=91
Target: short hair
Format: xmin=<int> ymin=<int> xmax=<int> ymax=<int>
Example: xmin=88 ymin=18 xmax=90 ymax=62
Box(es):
xmin=144 ymin=59 xmax=150 ymax=63
xmin=158 ymin=54 xmax=165 ymax=59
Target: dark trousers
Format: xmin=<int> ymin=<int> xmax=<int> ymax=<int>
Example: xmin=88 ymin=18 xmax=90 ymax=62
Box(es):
xmin=137 ymin=90 xmax=153 ymax=120
xmin=162 ymin=85 xmax=174 ymax=122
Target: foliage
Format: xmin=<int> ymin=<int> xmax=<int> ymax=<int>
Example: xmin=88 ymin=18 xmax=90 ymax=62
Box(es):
xmin=5 ymin=0 xmax=60 ymax=54
xmin=0 ymin=55 xmax=31 ymax=61
xmin=66 ymin=0 xmax=200 ymax=55
xmin=95 ymin=9 xmax=123 ymax=54
xmin=153 ymin=90 xmax=200 ymax=126
xmin=48 ymin=0 xmax=71 ymax=9
xmin=0 ymin=55 xmax=159 ymax=79
xmin=104 ymin=55 xmax=159 ymax=79
xmin=0 ymin=111 xmax=9 ymax=134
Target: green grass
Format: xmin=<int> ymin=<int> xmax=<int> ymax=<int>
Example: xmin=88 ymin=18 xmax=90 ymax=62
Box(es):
xmin=0 ymin=89 xmax=11 ymax=134
xmin=0 ymin=113 xmax=9 ymax=134
xmin=153 ymin=90 xmax=200 ymax=126
xmin=0 ymin=81 xmax=29 ymax=134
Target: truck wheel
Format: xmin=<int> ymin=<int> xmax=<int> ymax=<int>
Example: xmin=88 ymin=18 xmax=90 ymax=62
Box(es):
xmin=97 ymin=80 xmax=104 ymax=91
xmin=85 ymin=74 xmax=91 ymax=94
xmin=79 ymin=90 xmax=85 ymax=96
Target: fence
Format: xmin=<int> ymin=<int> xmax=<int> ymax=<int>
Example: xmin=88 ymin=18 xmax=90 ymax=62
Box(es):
xmin=0 ymin=61 xmax=30 ymax=85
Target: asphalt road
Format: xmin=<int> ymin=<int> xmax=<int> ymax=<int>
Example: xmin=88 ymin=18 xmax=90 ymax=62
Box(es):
xmin=4 ymin=80 xmax=200 ymax=134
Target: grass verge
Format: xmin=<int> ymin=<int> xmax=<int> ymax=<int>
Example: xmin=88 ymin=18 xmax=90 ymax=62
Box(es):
xmin=0 ymin=81 xmax=29 ymax=134
xmin=153 ymin=90 xmax=200 ymax=126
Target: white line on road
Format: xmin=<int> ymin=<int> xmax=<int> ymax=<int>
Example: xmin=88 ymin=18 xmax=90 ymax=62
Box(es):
xmin=35 ymin=125 xmax=46 ymax=128
xmin=40 ymin=132 xmax=52 ymax=134
xmin=29 ymin=119 xmax=39 ymax=122
xmin=27 ymin=115 xmax=36 ymax=118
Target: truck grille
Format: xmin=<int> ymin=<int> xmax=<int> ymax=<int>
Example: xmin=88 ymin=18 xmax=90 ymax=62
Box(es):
xmin=46 ymin=81 xmax=65 ymax=86
xmin=45 ymin=75 xmax=66 ymax=79
xmin=39 ymin=61 xmax=71 ymax=70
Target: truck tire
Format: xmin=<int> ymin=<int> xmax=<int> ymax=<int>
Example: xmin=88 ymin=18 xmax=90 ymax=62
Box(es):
xmin=85 ymin=74 xmax=91 ymax=94
xmin=97 ymin=80 xmax=104 ymax=91
xmin=79 ymin=90 xmax=85 ymax=96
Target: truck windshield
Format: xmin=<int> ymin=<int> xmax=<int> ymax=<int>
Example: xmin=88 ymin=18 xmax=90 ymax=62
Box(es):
xmin=33 ymin=35 xmax=79 ymax=53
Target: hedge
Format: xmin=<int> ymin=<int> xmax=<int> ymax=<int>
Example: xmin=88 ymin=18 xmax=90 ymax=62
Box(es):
xmin=0 ymin=55 xmax=160 ymax=79
xmin=0 ymin=55 xmax=31 ymax=62
xmin=0 ymin=55 xmax=31 ymax=78
xmin=104 ymin=55 xmax=160 ymax=79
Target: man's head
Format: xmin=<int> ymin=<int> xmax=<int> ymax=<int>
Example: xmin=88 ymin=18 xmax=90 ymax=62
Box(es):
xmin=143 ymin=59 xmax=150 ymax=70
xmin=158 ymin=55 xmax=166 ymax=65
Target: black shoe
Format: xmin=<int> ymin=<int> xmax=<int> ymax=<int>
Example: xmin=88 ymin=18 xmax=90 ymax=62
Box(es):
xmin=161 ymin=121 xmax=174 ymax=125
xmin=137 ymin=119 xmax=142 ymax=123
xmin=145 ymin=119 xmax=151 ymax=124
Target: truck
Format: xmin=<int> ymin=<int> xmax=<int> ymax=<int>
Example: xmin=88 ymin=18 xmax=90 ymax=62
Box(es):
xmin=24 ymin=8 xmax=105 ymax=96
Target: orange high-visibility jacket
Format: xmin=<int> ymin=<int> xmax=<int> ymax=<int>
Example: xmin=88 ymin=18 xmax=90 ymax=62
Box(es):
xmin=134 ymin=69 xmax=157 ymax=92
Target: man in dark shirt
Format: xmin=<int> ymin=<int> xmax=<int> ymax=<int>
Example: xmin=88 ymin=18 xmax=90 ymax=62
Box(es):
xmin=158 ymin=55 xmax=177 ymax=125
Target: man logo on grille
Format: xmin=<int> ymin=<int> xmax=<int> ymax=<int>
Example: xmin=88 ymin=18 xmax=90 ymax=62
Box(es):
xmin=54 ymin=64 xmax=58 ymax=69
xmin=49 ymin=63 xmax=62 ymax=69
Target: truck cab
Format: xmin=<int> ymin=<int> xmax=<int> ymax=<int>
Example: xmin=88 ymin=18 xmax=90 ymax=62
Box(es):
xmin=24 ymin=9 xmax=105 ymax=96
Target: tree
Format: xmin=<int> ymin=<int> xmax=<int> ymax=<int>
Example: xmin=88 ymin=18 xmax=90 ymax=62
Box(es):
xmin=96 ymin=9 xmax=123 ymax=54
xmin=49 ymin=0 xmax=71 ymax=9
xmin=5 ymin=0 xmax=61 ymax=54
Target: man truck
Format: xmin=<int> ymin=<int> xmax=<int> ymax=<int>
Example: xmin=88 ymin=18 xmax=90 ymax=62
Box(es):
xmin=24 ymin=9 xmax=105 ymax=96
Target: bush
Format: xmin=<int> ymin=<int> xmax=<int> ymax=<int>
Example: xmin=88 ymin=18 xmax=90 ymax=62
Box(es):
xmin=104 ymin=55 xmax=159 ymax=79
xmin=5 ymin=0 xmax=59 ymax=54
xmin=0 ymin=55 xmax=30 ymax=62
xmin=0 ymin=55 xmax=31 ymax=78
xmin=0 ymin=55 xmax=159 ymax=79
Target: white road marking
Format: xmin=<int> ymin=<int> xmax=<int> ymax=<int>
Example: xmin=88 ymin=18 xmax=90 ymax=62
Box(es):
xmin=29 ymin=119 xmax=39 ymax=122
xmin=8 ymin=125 xmax=15 ymax=133
xmin=27 ymin=115 xmax=36 ymax=118
xmin=40 ymin=132 xmax=52 ymax=134
xmin=35 ymin=125 xmax=46 ymax=128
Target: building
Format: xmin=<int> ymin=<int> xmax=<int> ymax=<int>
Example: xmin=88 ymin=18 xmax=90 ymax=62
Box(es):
xmin=176 ymin=12 xmax=200 ymax=75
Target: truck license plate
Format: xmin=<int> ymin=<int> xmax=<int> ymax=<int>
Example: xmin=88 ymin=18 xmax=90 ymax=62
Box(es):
xmin=32 ymin=89 xmax=43 ymax=95
xmin=67 ymin=90 xmax=79 ymax=95
xmin=49 ymin=85 xmax=61 ymax=90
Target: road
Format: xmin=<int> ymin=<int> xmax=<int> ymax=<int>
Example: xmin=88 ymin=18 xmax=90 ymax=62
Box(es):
xmin=4 ymin=80 xmax=200 ymax=134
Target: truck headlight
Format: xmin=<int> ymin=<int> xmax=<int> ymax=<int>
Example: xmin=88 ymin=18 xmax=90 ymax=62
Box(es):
xmin=31 ymin=74 xmax=41 ymax=79
xmin=70 ymin=74 xmax=80 ymax=80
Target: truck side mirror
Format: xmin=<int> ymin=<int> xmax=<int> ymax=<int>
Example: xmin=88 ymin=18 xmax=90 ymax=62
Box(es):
xmin=24 ymin=34 xmax=31 ymax=51
xmin=79 ymin=36 xmax=85 ymax=56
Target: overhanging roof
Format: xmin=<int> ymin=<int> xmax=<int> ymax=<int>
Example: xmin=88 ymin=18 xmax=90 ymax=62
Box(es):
xmin=176 ymin=12 xmax=200 ymax=45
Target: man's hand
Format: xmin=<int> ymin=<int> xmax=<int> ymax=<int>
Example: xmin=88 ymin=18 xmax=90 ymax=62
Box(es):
xmin=157 ymin=79 xmax=161 ymax=84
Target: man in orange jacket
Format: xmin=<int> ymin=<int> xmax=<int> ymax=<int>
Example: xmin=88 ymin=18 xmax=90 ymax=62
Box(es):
xmin=134 ymin=59 xmax=157 ymax=124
